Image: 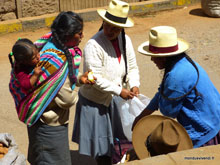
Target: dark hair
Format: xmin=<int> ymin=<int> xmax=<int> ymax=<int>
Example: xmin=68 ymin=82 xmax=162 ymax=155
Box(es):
xmin=121 ymin=29 xmax=127 ymax=83
xmin=161 ymin=53 xmax=201 ymax=100
xmin=8 ymin=38 xmax=36 ymax=68
xmin=51 ymin=11 xmax=83 ymax=85
xmin=164 ymin=53 xmax=185 ymax=73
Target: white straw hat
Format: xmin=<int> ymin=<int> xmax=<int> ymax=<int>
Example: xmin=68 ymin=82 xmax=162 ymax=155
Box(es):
xmin=138 ymin=26 xmax=189 ymax=57
xmin=97 ymin=0 xmax=134 ymax=28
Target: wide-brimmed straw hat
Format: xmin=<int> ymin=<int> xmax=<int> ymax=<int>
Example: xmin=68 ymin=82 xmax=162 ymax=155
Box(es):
xmin=97 ymin=0 xmax=134 ymax=28
xmin=132 ymin=115 xmax=193 ymax=159
xmin=138 ymin=26 xmax=189 ymax=57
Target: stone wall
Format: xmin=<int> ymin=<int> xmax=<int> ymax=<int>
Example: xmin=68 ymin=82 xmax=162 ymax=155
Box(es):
xmin=0 ymin=0 xmax=16 ymax=21
xmin=0 ymin=0 xmax=59 ymax=21
xmin=19 ymin=0 xmax=59 ymax=17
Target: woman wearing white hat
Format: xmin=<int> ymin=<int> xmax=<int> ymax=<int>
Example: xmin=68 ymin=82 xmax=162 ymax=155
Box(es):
xmin=72 ymin=0 xmax=140 ymax=164
xmin=133 ymin=26 xmax=220 ymax=149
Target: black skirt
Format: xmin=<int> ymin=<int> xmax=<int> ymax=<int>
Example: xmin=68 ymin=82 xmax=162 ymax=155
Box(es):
xmin=27 ymin=120 xmax=71 ymax=165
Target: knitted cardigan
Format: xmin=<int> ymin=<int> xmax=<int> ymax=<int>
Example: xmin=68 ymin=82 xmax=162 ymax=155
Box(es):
xmin=80 ymin=30 xmax=140 ymax=106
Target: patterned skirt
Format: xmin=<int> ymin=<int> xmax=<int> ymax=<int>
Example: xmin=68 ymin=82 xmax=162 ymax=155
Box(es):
xmin=201 ymin=130 xmax=220 ymax=147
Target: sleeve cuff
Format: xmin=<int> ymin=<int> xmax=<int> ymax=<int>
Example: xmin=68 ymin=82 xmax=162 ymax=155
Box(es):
xmin=113 ymin=85 xmax=123 ymax=96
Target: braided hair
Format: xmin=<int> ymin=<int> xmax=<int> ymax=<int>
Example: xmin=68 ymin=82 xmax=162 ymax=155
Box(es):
xmin=9 ymin=38 xmax=37 ymax=70
xmin=160 ymin=53 xmax=202 ymax=100
xmin=121 ymin=29 xmax=127 ymax=83
xmin=51 ymin=11 xmax=83 ymax=85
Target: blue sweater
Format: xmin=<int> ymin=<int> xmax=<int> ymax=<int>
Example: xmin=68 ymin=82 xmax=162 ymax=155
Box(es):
xmin=147 ymin=57 xmax=220 ymax=147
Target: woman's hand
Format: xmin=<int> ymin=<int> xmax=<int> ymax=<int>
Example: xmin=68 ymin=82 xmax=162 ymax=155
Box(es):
xmin=79 ymin=70 xmax=96 ymax=85
xmin=120 ymin=88 xmax=135 ymax=100
xmin=131 ymin=86 xmax=139 ymax=97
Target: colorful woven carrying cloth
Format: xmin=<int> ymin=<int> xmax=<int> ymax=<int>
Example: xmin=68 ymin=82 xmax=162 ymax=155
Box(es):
xmin=9 ymin=32 xmax=82 ymax=127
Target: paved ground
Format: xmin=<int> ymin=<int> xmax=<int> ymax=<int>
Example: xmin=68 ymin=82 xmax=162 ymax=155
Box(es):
xmin=0 ymin=3 xmax=220 ymax=164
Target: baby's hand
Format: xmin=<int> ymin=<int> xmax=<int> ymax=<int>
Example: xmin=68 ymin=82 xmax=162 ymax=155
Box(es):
xmin=34 ymin=66 xmax=42 ymax=76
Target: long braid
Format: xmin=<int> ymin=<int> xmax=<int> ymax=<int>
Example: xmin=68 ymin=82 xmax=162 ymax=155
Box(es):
xmin=51 ymin=11 xmax=83 ymax=85
xmin=99 ymin=23 xmax=103 ymax=31
xmin=185 ymin=54 xmax=202 ymax=98
xmin=52 ymin=30 xmax=75 ymax=84
xmin=121 ymin=29 xmax=127 ymax=83
xmin=160 ymin=53 xmax=201 ymax=100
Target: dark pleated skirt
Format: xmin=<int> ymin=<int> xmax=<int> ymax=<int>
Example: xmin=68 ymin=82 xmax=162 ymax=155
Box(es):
xmin=72 ymin=93 xmax=127 ymax=159
xmin=27 ymin=120 xmax=71 ymax=165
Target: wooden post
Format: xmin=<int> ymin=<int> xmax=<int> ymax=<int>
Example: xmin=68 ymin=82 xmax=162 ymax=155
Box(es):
xmin=16 ymin=0 xmax=22 ymax=18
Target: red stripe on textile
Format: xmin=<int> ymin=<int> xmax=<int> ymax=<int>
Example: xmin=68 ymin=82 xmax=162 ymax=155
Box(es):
xmin=149 ymin=44 xmax=178 ymax=53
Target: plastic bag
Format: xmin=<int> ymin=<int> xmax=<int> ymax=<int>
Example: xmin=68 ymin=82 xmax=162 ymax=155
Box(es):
xmin=0 ymin=133 xmax=26 ymax=165
xmin=201 ymin=0 xmax=220 ymax=17
xmin=118 ymin=94 xmax=151 ymax=141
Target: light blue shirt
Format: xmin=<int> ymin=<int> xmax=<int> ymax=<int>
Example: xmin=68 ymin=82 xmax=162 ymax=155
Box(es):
xmin=147 ymin=57 xmax=220 ymax=147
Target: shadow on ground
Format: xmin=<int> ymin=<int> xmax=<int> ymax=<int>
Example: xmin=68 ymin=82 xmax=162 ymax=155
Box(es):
xmin=189 ymin=8 xmax=208 ymax=17
xmin=71 ymin=150 xmax=97 ymax=165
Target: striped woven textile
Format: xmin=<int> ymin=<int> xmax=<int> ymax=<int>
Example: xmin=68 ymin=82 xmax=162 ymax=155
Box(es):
xmin=9 ymin=33 xmax=82 ymax=126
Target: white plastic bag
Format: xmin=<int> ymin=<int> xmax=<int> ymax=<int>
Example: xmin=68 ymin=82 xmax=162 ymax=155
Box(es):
xmin=201 ymin=0 xmax=220 ymax=17
xmin=0 ymin=133 xmax=26 ymax=165
xmin=118 ymin=94 xmax=151 ymax=141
